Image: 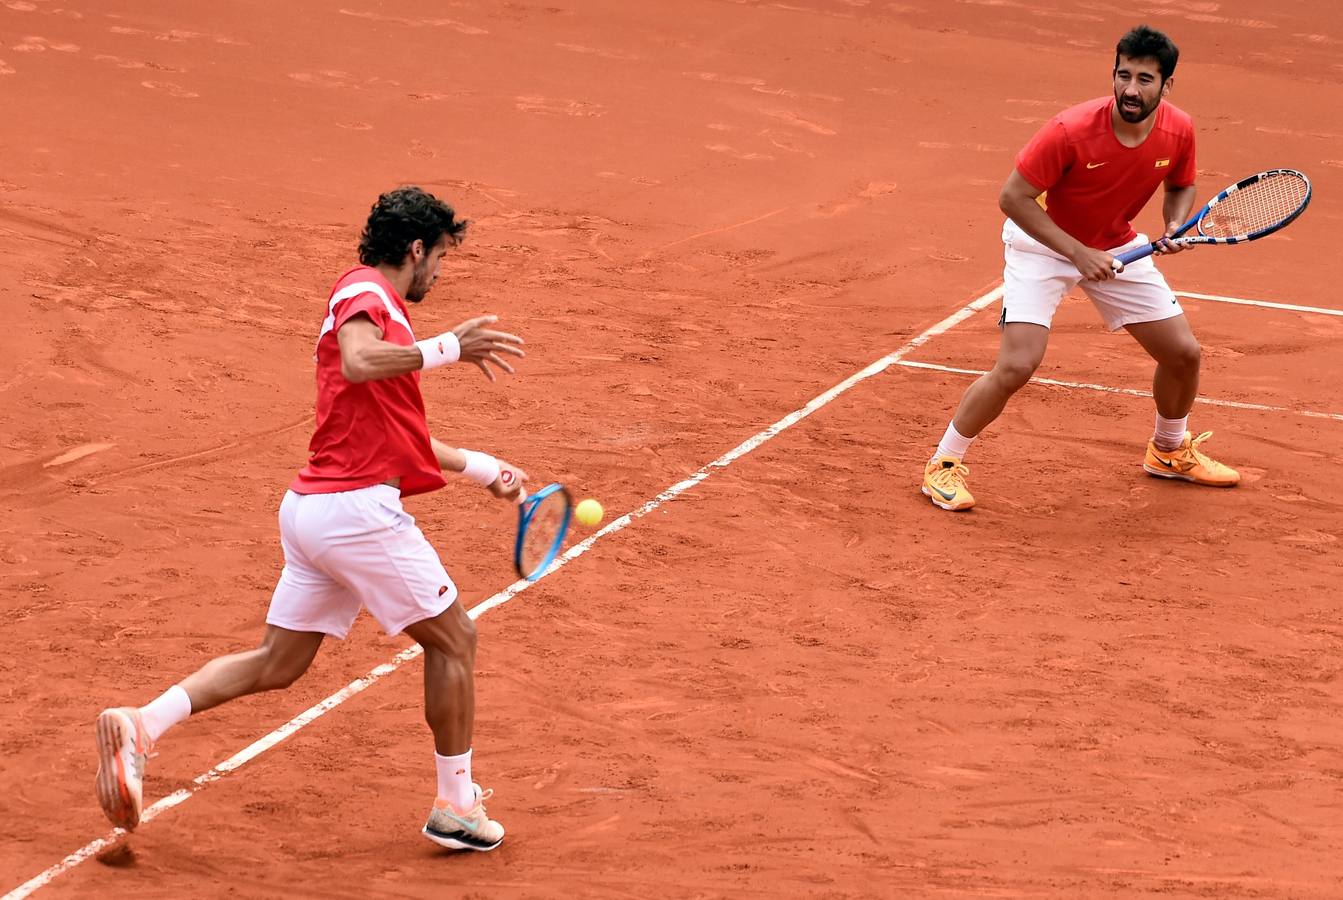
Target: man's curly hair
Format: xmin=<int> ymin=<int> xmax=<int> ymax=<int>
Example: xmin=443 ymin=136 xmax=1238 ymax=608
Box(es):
xmin=1115 ymin=25 xmax=1179 ymax=81
xmin=358 ymin=186 xmax=469 ymax=266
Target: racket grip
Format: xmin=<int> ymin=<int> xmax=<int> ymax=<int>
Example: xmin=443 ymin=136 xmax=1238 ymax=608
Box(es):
xmin=1114 ymin=242 xmax=1159 ymax=267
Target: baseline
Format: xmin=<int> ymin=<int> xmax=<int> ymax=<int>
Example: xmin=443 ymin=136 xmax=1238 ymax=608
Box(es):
xmin=1175 ymin=290 xmax=1343 ymax=318
xmin=894 ymin=359 xmax=1343 ymax=423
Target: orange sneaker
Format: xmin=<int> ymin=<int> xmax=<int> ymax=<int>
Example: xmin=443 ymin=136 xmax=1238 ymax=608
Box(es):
xmin=1144 ymin=431 xmax=1240 ymax=487
xmin=94 ymin=707 xmax=152 ymax=830
xmin=922 ymin=456 xmax=975 ymax=510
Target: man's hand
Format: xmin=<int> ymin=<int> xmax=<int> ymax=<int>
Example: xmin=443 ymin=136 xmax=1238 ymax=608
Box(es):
xmin=1154 ymin=220 xmax=1190 ymax=255
xmin=452 ymin=315 xmax=526 ymax=381
xmin=1070 ymin=246 xmax=1120 ymax=281
xmin=488 ymin=460 xmax=529 ymax=504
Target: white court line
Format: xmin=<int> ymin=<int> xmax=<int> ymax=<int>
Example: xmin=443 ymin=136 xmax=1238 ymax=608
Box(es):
xmin=895 ymin=359 xmax=1343 ymax=423
xmin=1175 ymin=290 xmax=1343 ymax=318
xmin=1 ymin=284 xmax=1005 ymax=900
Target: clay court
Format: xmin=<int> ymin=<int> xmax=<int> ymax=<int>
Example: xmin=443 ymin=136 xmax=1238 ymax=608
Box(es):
xmin=4 ymin=0 xmax=1343 ymax=896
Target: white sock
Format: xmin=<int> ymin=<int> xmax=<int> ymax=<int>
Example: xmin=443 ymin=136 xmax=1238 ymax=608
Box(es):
xmin=1153 ymin=414 xmax=1188 ymax=452
xmin=435 ymin=749 xmax=474 ymax=812
xmin=139 ymin=685 xmax=192 ymax=743
xmin=933 ymin=422 xmax=976 ymax=463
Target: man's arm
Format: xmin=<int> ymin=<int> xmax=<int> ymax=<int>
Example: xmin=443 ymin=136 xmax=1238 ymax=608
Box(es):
xmin=430 ymin=437 xmax=527 ymax=502
xmin=1156 ymin=183 xmax=1198 ymax=254
xmin=337 ymin=316 xmax=424 ymax=383
xmin=336 ymin=314 xmax=526 ymax=384
xmin=999 ymin=169 xmax=1118 ymax=280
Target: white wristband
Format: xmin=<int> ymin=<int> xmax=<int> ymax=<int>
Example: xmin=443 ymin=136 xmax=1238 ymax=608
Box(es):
xmin=458 ymin=449 xmax=500 ymax=487
xmin=415 ymin=332 xmax=461 ymax=370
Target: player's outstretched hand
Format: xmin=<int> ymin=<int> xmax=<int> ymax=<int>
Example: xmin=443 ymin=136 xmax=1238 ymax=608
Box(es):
xmin=1154 ymin=220 xmax=1190 ymax=255
xmin=452 ymin=315 xmax=526 ymax=381
xmin=1072 ymin=246 xmax=1119 ymax=281
xmin=489 ymin=460 xmax=529 ymax=504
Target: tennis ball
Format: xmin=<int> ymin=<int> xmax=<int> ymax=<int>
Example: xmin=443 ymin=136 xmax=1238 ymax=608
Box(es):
xmin=575 ymin=498 xmax=604 ymax=527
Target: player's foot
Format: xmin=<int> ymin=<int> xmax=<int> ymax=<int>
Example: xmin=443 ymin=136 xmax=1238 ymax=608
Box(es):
xmin=94 ymin=707 xmax=152 ymax=831
xmin=422 ymin=785 xmax=505 ymax=851
xmin=922 ymin=455 xmax=975 ymax=510
xmin=1144 ymin=430 xmax=1240 ymax=487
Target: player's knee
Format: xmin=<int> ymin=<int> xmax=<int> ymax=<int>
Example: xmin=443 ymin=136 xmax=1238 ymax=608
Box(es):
xmin=419 ymin=609 xmax=477 ymax=660
xmin=255 ymin=645 xmax=311 ymax=691
xmin=994 ymin=357 xmax=1039 ymax=392
xmin=448 ymin=613 xmax=478 ymax=659
xmin=1174 ymin=340 xmax=1201 ymax=373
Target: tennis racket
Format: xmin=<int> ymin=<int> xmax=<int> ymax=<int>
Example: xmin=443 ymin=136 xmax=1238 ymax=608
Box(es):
xmin=514 ymin=483 xmax=573 ymax=581
xmin=1115 ymin=168 xmax=1312 ymax=267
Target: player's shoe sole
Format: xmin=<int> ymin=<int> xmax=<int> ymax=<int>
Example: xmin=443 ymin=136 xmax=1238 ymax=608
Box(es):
xmin=1142 ymin=462 xmax=1239 ymax=484
xmin=921 ymin=484 xmax=974 ymax=510
xmin=95 ymin=708 xmax=148 ymax=831
xmin=421 ymin=821 xmax=505 ymax=852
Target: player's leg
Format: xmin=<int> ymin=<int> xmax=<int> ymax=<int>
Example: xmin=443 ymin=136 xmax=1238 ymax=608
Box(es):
xmin=1127 ymin=315 xmax=1238 ymax=485
xmin=402 ymin=604 xmax=503 ymax=852
xmin=1125 ymin=313 xmax=1200 ymax=420
xmin=923 ymin=323 xmax=1050 ymax=510
xmin=345 ymin=485 xmax=503 ymax=851
xmin=950 ymin=322 xmax=1052 ymax=436
xmin=177 ymin=625 xmax=325 ymax=712
xmin=1081 ymin=239 xmax=1238 ymax=486
xmin=94 ymin=625 xmax=327 ymax=831
xmin=95 ymin=490 xmax=358 ymax=831
xmin=923 ymin=221 xmax=1074 ymax=510
xmin=403 ymin=603 xmax=475 ymax=760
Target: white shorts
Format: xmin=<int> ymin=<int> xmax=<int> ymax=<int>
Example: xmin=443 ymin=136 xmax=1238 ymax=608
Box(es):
xmin=1000 ymin=219 xmax=1184 ymax=331
xmin=267 ymin=484 xmax=458 ymax=639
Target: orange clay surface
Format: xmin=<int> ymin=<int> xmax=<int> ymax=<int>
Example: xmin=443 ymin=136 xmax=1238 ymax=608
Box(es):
xmin=3 ymin=1 xmax=1343 ymax=897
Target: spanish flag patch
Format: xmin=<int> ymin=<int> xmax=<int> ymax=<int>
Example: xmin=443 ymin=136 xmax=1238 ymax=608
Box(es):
xmin=1155 ymin=158 xmax=1171 ymax=168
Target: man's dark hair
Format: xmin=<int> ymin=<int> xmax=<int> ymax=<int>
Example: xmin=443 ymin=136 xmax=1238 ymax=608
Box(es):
xmin=358 ymin=186 xmax=469 ymax=266
xmin=1115 ymin=25 xmax=1179 ymax=81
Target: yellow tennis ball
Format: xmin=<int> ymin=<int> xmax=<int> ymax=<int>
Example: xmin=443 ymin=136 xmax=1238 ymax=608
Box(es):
xmin=575 ymin=498 xmax=604 ymax=527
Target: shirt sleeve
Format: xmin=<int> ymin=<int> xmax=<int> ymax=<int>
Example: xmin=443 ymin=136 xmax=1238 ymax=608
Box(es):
xmin=1014 ymin=117 xmax=1074 ymax=192
xmin=332 ymin=291 xmax=391 ymax=334
xmin=1166 ymin=131 xmax=1197 ymax=188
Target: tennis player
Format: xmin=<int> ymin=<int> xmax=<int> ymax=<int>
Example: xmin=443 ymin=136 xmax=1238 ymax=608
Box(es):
xmin=95 ymin=187 xmax=525 ymax=851
xmin=922 ymin=25 xmax=1239 ymax=511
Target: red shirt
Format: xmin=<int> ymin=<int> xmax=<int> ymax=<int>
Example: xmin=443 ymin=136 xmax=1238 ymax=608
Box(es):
xmin=1015 ymin=97 xmax=1197 ymax=250
xmin=290 ymin=266 xmax=446 ymax=497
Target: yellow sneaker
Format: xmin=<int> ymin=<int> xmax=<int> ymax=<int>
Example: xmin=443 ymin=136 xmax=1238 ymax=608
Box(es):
xmin=1144 ymin=431 xmax=1240 ymax=487
xmin=922 ymin=456 xmax=975 ymax=510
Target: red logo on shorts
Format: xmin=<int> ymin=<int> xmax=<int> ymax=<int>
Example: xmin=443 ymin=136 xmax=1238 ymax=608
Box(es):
xmin=436 ymin=341 xmax=444 ymax=353
xmin=438 ymin=585 xmax=449 ymax=596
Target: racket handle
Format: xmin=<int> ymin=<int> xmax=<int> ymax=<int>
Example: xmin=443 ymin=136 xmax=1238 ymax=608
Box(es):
xmin=1114 ymin=242 xmax=1159 ymax=267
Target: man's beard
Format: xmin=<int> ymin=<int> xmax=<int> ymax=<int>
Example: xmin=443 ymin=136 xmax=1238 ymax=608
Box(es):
xmin=406 ymin=266 xmax=434 ymax=302
xmin=1115 ymin=92 xmax=1158 ymax=124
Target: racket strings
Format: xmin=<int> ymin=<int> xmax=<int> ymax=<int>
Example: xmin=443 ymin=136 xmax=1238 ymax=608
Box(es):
xmin=520 ymin=493 xmax=568 ymax=575
xmin=1200 ymin=173 xmax=1309 ymax=239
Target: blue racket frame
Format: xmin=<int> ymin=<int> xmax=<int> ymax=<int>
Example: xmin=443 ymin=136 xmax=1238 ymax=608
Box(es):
xmin=1115 ymin=168 xmax=1312 ymax=267
xmin=514 ymin=482 xmax=573 ymax=581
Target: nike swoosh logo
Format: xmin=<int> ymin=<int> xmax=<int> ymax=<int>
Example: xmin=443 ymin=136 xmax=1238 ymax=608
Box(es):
xmin=1154 ymin=456 xmax=1176 ymax=468
xmin=1086 ymin=162 xmax=1107 ymax=169
xmin=930 ymin=484 xmax=957 ymax=501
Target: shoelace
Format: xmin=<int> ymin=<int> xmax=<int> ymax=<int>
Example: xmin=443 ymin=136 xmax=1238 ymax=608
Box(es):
xmin=443 ymin=787 xmax=494 ymax=820
xmin=932 ymin=461 xmax=970 ymax=489
xmin=1187 ymin=431 xmax=1219 ymax=466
